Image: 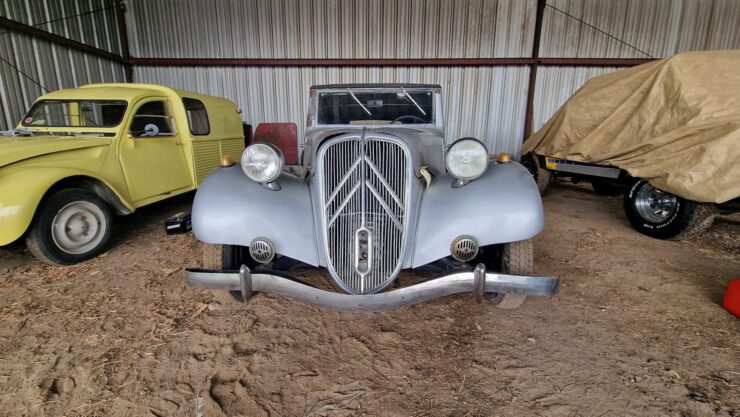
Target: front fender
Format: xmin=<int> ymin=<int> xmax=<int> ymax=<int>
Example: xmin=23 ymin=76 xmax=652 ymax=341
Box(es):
xmin=411 ymin=162 xmax=544 ymax=267
xmin=0 ymin=167 xmax=125 ymax=246
xmin=191 ymin=166 xmax=319 ymax=266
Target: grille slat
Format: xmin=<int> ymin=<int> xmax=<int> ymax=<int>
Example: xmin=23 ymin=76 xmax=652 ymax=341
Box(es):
xmin=320 ymin=135 xmax=409 ymax=294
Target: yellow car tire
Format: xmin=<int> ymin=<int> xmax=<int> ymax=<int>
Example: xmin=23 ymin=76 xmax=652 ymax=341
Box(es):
xmin=26 ymin=189 xmax=113 ymax=266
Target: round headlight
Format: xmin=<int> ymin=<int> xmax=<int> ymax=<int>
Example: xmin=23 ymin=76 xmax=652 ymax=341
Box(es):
xmin=241 ymin=143 xmax=284 ymax=183
xmin=445 ymin=138 xmax=488 ymax=181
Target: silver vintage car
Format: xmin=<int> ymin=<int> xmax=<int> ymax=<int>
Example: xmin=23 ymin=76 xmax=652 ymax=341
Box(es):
xmin=186 ymin=84 xmax=559 ymax=311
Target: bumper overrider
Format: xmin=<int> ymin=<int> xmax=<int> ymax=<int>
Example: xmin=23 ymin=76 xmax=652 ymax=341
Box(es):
xmin=185 ymin=264 xmax=559 ymax=312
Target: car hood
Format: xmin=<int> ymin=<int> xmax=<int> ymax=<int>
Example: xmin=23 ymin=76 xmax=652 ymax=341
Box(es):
xmin=0 ymin=135 xmax=113 ymax=168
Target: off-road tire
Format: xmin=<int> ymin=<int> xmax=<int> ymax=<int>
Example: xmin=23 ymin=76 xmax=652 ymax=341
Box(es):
xmin=486 ymin=240 xmax=532 ymax=309
xmin=591 ymin=179 xmax=623 ymax=196
xmin=26 ymin=189 xmax=113 ymax=266
xmin=522 ymin=154 xmax=553 ymax=195
xmin=624 ymin=179 xmax=717 ymax=240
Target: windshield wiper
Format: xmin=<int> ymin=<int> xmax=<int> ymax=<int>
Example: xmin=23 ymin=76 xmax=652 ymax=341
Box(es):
xmin=400 ymin=86 xmax=426 ymax=116
xmin=347 ymin=89 xmax=372 ymax=116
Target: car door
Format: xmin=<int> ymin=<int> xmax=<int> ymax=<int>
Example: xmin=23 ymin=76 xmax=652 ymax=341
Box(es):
xmin=118 ymin=98 xmax=192 ymax=204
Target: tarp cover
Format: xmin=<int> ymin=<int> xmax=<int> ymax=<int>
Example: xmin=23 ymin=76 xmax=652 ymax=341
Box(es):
xmin=522 ymin=51 xmax=740 ymax=204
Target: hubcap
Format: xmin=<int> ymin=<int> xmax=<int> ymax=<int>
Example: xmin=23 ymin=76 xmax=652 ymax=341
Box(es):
xmin=51 ymin=201 xmax=107 ymax=255
xmin=634 ymin=183 xmax=678 ymax=223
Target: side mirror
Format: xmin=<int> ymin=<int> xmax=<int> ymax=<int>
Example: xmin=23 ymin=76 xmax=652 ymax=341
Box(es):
xmin=253 ymin=123 xmax=299 ymax=165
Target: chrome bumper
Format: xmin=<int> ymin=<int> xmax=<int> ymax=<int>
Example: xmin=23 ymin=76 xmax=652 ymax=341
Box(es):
xmin=185 ymin=264 xmax=559 ymax=312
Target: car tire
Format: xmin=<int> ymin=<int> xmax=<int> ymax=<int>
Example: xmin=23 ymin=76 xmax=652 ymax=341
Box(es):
xmin=201 ymin=243 xmax=258 ymax=301
xmin=486 ymin=240 xmax=531 ymax=310
xmin=26 ymin=189 xmax=113 ymax=266
xmin=521 ymin=154 xmax=553 ymax=195
xmin=591 ymin=179 xmax=623 ymax=196
xmin=623 ymin=179 xmax=717 ymax=240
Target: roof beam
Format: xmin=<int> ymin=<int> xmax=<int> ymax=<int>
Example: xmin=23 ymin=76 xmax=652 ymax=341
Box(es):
xmin=0 ymin=16 xmax=126 ymax=64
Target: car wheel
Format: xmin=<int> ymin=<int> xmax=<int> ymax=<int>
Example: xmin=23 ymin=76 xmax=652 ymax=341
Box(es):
xmin=623 ymin=179 xmax=717 ymax=240
xmin=521 ymin=154 xmax=553 ymax=195
xmin=591 ymin=179 xmax=623 ymax=196
xmin=485 ymin=240 xmax=531 ymax=310
xmin=26 ymin=189 xmax=113 ymax=265
xmin=201 ymin=243 xmax=258 ymax=301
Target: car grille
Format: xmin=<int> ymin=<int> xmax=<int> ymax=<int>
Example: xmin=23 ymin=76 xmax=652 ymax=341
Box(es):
xmin=319 ymin=134 xmax=409 ymax=294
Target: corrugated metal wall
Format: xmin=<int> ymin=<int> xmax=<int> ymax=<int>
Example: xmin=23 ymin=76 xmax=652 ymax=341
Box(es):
xmin=127 ymin=0 xmax=537 ymax=59
xmin=540 ymin=0 xmax=740 ymax=58
xmin=534 ymin=0 xmax=740 ymax=129
xmin=0 ymin=0 xmax=126 ymax=130
xmin=129 ymin=0 xmax=536 ymax=154
xmin=134 ymin=65 xmax=531 ymax=154
xmin=3 ymin=0 xmax=739 ymax=147
xmin=128 ymin=0 xmax=740 ymax=154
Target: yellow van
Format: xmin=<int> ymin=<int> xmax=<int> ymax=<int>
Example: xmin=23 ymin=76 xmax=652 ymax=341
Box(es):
xmin=0 ymin=83 xmax=244 ymax=265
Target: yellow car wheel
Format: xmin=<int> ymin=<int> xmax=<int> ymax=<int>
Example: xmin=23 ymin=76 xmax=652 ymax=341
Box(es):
xmin=26 ymin=189 xmax=113 ymax=265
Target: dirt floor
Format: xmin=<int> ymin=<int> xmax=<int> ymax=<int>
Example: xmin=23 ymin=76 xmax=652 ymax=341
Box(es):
xmin=0 ymin=182 xmax=738 ymax=417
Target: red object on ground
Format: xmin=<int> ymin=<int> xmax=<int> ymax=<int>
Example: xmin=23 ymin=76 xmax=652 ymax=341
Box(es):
xmin=723 ymin=279 xmax=740 ymax=317
xmin=253 ymin=123 xmax=299 ymax=165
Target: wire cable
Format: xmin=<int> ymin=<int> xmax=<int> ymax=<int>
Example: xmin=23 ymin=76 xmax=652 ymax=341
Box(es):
xmin=0 ymin=55 xmax=49 ymax=92
xmin=0 ymin=5 xmax=119 ymax=37
xmin=0 ymin=5 xmax=120 ymax=93
xmin=545 ymin=3 xmax=655 ymax=58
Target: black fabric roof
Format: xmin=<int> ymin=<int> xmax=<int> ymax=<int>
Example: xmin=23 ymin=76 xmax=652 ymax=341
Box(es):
xmin=310 ymin=83 xmax=441 ymax=89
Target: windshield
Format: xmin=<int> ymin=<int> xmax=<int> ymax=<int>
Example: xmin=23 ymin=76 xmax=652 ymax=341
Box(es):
xmin=22 ymin=100 xmax=127 ymax=128
xmin=317 ymin=89 xmax=434 ymax=125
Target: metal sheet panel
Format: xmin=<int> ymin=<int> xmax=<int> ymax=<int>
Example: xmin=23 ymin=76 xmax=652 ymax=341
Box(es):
xmin=540 ymin=0 xmax=740 ymax=58
xmin=0 ymin=32 xmax=126 ymax=130
xmin=1 ymin=0 xmax=123 ymax=55
xmin=126 ymin=0 xmax=536 ymax=59
xmin=0 ymin=1 xmax=126 ymax=130
xmin=532 ymin=66 xmax=622 ymax=131
xmin=134 ymin=65 xmax=531 ymax=155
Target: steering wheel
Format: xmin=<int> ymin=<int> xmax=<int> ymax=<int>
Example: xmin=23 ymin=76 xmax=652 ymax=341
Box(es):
xmin=393 ymin=115 xmax=426 ymax=124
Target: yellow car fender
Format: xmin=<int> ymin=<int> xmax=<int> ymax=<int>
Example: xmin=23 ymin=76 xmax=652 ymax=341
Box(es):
xmin=0 ymin=167 xmax=132 ymax=246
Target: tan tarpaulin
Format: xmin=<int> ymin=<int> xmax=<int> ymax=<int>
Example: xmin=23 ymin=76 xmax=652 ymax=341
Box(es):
xmin=522 ymin=51 xmax=740 ymax=204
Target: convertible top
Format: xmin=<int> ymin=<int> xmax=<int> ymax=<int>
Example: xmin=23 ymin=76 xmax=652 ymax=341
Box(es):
xmin=311 ymin=83 xmax=441 ymax=90
xmin=522 ymin=51 xmax=740 ymax=204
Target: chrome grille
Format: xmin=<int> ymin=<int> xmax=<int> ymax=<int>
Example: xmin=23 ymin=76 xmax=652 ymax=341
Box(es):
xmin=319 ymin=134 xmax=409 ymax=294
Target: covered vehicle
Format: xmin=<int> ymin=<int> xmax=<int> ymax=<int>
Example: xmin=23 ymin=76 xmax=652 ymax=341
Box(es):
xmin=0 ymin=84 xmax=245 ymax=264
xmin=522 ymin=51 xmax=740 ymax=239
xmin=186 ymin=84 xmax=559 ymax=312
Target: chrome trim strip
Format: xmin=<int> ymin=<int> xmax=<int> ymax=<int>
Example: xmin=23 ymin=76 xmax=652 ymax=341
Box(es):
xmin=326 ymin=181 xmax=362 ymax=228
xmin=324 ymin=157 xmax=363 ymax=208
xmin=364 ymin=156 xmax=404 ymax=209
xmin=185 ymin=268 xmax=560 ymax=313
xmin=365 ymin=181 xmax=403 ymax=230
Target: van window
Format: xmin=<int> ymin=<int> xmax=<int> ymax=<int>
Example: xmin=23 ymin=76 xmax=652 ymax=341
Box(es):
xmin=22 ymin=100 xmax=127 ymax=127
xmin=130 ymin=100 xmax=175 ymax=137
xmin=183 ymin=98 xmax=210 ymax=135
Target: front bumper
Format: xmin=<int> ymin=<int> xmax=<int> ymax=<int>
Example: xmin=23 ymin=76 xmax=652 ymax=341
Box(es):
xmin=185 ymin=264 xmax=559 ymax=312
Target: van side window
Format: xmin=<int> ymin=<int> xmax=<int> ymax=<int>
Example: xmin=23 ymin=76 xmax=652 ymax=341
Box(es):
xmin=130 ymin=101 xmax=175 ymax=137
xmin=183 ymin=98 xmax=210 ymax=135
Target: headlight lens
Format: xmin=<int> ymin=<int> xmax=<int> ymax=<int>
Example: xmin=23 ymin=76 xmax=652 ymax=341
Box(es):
xmin=240 ymin=143 xmax=284 ymax=183
xmin=445 ymin=138 xmax=488 ymax=181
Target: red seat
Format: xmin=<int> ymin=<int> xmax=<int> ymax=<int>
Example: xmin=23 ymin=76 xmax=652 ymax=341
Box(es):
xmin=253 ymin=123 xmax=299 ymax=165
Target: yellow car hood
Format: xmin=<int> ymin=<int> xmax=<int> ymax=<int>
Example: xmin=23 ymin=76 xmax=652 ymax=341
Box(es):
xmin=0 ymin=135 xmax=112 ymax=168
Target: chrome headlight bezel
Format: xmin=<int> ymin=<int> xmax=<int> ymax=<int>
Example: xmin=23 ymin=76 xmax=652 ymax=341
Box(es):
xmin=240 ymin=142 xmax=284 ymax=183
xmin=445 ymin=138 xmax=489 ymax=182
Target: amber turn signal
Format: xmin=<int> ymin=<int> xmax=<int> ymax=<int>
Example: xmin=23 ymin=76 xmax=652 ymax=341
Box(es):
xmin=221 ymin=156 xmax=235 ymax=167
xmin=497 ymin=152 xmax=512 ymax=163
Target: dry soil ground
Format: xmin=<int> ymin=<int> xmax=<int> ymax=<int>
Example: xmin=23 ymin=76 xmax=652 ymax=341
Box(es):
xmin=0 ymin=183 xmax=738 ymax=417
